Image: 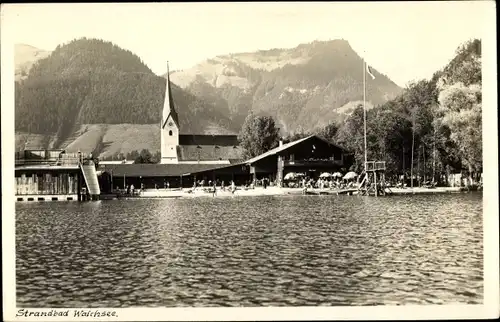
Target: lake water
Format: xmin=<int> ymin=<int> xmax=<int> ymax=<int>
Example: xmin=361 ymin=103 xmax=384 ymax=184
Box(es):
xmin=16 ymin=193 xmax=483 ymax=307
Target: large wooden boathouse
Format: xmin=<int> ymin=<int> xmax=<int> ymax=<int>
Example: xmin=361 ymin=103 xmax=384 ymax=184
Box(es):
xmin=246 ymin=135 xmax=352 ymax=185
xmin=98 ymin=135 xmax=352 ymax=191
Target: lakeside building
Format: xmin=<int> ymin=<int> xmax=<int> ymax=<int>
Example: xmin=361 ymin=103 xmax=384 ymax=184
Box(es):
xmin=98 ymin=65 xmax=352 ymax=191
xmin=97 ymin=63 xmax=353 ymax=191
xmin=246 ymin=135 xmax=351 ymax=184
xmin=15 ymin=149 xmax=100 ymax=201
xmin=14 ymin=136 xmax=351 ymax=198
xmin=98 ymin=133 xmax=352 ymax=191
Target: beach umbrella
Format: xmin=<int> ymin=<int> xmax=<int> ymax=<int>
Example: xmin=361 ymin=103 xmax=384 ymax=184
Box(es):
xmin=319 ymin=172 xmax=331 ymax=178
xmin=332 ymin=172 xmax=342 ymax=178
xmin=284 ymin=172 xmax=297 ymax=180
xmin=343 ymin=171 xmax=358 ymax=180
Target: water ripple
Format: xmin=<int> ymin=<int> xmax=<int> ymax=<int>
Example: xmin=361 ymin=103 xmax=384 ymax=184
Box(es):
xmin=16 ymin=193 xmax=483 ymax=307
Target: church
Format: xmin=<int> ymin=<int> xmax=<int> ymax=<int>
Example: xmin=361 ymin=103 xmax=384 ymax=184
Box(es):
xmin=160 ymin=62 xmax=244 ymax=165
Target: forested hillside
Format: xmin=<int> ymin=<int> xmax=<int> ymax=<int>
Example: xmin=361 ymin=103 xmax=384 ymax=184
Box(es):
xmin=15 ymin=38 xmax=237 ymax=142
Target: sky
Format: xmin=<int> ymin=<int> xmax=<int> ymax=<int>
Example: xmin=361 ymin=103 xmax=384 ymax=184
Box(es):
xmin=1 ymin=1 xmax=492 ymax=87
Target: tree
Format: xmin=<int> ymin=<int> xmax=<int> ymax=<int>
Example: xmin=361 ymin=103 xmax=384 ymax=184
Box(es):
xmin=151 ymin=151 xmax=161 ymax=163
xmin=335 ymin=105 xmax=366 ymax=172
xmin=282 ymin=130 xmax=310 ymax=144
xmin=435 ymin=39 xmax=482 ymax=184
xmin=316 ymin=122 xmax=338 ymax=141
xmin=238 ymin=113 xmax=280 ymax=159
xmin=437 ymin=82 xmax=482 ymax=179
xmin=134 ymin=149 xmax=154 ymax=164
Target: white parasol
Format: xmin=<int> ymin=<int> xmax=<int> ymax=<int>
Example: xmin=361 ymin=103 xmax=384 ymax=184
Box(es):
xmin=343 ymin=171 xmax=358 ymax=180
xmin=319 ymin=172 xmax=332 ymax=178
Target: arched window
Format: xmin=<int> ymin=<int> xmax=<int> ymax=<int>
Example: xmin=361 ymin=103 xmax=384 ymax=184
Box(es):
xmin=169 ymin=130 xmax=173 ymax=136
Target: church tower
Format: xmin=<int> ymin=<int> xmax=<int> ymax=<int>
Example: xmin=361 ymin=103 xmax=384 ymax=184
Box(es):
xmin=160 ymin=62 xmax=180 ymax=164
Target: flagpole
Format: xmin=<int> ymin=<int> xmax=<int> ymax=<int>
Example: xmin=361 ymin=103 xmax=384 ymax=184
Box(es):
xmin=363 ymin=57 xmax=367 ymax=171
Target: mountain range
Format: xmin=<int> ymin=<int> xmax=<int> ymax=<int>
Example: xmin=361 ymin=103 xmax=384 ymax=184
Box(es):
xmin=14 ymin=38 xmax=402 ymax=158
xmin=169 ymin=39 xmax=402 ymax=133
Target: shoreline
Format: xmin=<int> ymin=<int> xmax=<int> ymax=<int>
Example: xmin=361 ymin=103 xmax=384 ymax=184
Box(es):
xmin=16 ymin=186 xmax=474 ymax=202
xmin=113 ymin=186 xmax=469 ymax=199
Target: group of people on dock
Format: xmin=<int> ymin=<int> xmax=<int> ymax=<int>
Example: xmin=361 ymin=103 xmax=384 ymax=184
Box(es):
xmin=191 ymin=179 xmax=237 ymax=195
xmin=116 ymin=183 xmax=146 ymax=196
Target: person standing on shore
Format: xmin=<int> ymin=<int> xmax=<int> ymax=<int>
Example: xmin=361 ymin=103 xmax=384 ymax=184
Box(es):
xmin=212 ymin=181 xmax=217 ymax=197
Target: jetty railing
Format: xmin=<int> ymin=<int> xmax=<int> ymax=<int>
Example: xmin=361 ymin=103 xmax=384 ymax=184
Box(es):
xmin=365 ymin=161 xmax=386 ymax=172
xmin=15 ymin=150 xmax=90 ymax=166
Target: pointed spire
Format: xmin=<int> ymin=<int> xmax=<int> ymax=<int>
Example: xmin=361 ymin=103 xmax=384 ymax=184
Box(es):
xmin=162 ymin=61 xmax=179 ymax=129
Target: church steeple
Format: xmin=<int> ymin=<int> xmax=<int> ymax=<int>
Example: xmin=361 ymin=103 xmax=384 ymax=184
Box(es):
xmin=162 ymin=61 xmax=179 ymax=129
xmin=160 ymin=61 xmax=180 ymax=164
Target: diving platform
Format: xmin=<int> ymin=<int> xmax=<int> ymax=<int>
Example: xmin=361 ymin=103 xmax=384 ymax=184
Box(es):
xmin=358 ymin=161 xmax=390 ymax=197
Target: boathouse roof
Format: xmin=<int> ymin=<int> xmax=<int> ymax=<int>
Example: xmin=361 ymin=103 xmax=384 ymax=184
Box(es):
xmin=100 ymin=162 xmax=247 ymax=177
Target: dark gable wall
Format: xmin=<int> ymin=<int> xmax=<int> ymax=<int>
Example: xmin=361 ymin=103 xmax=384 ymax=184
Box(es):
xmin=179 ymin=135 xmax=240 ymax=146
xmin=282 ymin=137 xmax=345 ymax=160
xmin=252 ymin=155 xmax=278 ymax=173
